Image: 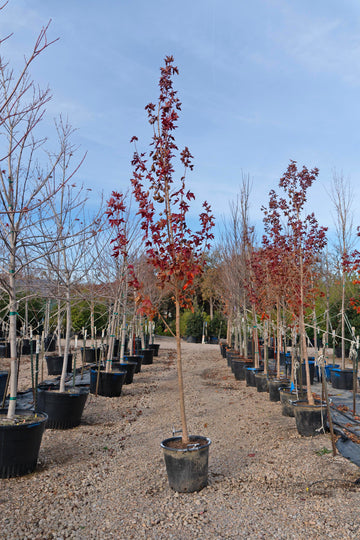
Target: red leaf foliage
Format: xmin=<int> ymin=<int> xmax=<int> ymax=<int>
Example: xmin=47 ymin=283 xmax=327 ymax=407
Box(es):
xmin=127 ymin=56 xmax=215 ymax=307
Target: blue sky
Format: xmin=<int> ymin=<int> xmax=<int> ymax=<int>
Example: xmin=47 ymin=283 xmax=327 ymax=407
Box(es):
xmin=1 ymin=0 xmax=360 ymax=242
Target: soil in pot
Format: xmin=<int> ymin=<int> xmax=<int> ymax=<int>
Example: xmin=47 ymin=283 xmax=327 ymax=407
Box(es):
xmin=0 ymin=410 xmax=47 ymax=478
xmin=45 ymin=354 xmax=73 ymax=376
xmin=90 ymin=368 xmax=126 ymax=397
xmin=279 ymin=388 xmax=307 ymax=417
xmin=161 ymin=435 xmax=211 ymax=493
xmin=293 ymin=402 xmax=327 ymax=437
xmin=255 ymin=372 xmax=268 ymax=392
xmin=36 ymin=385 xmax=89 ymax=429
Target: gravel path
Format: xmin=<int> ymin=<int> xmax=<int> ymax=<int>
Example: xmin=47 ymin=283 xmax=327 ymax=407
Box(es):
xmin=1 ymin=337 xmax=360 ymax=539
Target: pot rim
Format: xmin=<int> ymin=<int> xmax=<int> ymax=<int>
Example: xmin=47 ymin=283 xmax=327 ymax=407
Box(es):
xmin=161 ymin=435 xmax=211 ymax=452
xmin=0 ymin=409 xmax=48 ymax=429
xmin=292 ymin=400 xmax=326 ymax=408
xmin=37 ymin=385 xmax=90 ymax=396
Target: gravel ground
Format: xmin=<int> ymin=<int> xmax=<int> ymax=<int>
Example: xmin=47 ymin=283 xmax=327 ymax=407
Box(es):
xmin=1 ymin=337 xmax=360 ymax=539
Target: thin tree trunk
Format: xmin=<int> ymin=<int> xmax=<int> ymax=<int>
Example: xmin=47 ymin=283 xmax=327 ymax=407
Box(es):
xmin=341 ymin=272 xmax=345 ymax=370
xmin=276 ymin=298 xmax=281 ymax=378
xmin=243 ymin=298 xmax=248 ymax=359
xmin=106 ymin=299 xmax=118 ymax=372
xmin=300 ymin=251 xmax=314 ymax=405
xmin=90 ymin=299 xmax=95 ymax=348
xmin=252 ymin=305 xmax=259 ymax=369
xmin=175 ymin=295 xmax=189 ymax=445
xmin=25 ymin=298 xmax=29 ymax=338
xmin=226 ymin=317 xmax=231 ymax=346
xmin=57 ymin=298 xmax=62 ymax=356
xmin=8 ymin=265 xmax=18 ymax=418
xmin=119 ymin=277 xmax=128 ymax=362
xmin=44 ymin=298 xmax=50 ymax=338
xmin=59 ymin=287 xmax=72 ymax=393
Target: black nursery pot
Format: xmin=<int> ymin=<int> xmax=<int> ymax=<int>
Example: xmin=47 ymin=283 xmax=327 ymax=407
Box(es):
xmin=36 ymin=385 xmax=89 ymax=429
xmin=81 ymin=348 xmax=100 ymax=364
xmin=161 ymin=436 xmax=211 ymax=493
xmin=279 ymin=388 xmax=307 ymax=417
xmin=44 ymin=334 xmax=56 ymax=352
xmin=255 ymin=372 xmax=268 ymax=392
xmin=140 ymin=348 xmax=154 ymax=365
xmin=21 ymin=339 xmax=37 ymax=355
xmin=0 ymin=342 xmax=10 ymax=358
xmin=124 ymin=355 xmax=143 ymax=373
xmin=149 ymin=343 xmax=160 ymax=357
xmin=0 ymin=410 xmax=47 ymax=478
xmin=331 ymin=368 xmax=354 ymax=390
xmin=90 ymin=368 xmax=126 ymax=397
xmin=268 ymin=378 xmax=289 ymax=402
xmin=45 ymin=354 xmax=73 ymax=376
xmin=231 ymin=358 xmax=247 ymax=380
xmin=245 ymin=367 xmax=263 ymax=387
xmin=293 ymin=402 xmax=327 ymax=437
xmin=231 ymin=358 xmax=253 ymax=380
xmin=112 ymin=361 xmax=137 ymax=384
xmin=0 ymin=371 xmax=8 ymax=402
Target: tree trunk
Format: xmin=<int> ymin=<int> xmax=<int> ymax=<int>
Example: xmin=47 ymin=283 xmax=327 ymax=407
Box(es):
xmin=175 ymin=295 xmax=189 ymax=445
xmin=243 ymin=298 xmax=248 ymax=359
xmin=209 ymin=297 xmax=214 ymax=320
xmin=59 ymin=287 xmax=72 ymax=393
xmin=252 ymin=304 xmax=259 ymax=369
xmin=57 ymin=298 xmax=62 ymax=356
xmin=341 ymin=272 xmax=345 ymax=370
xmin=44 ymin=298 xmax=50 ymax=338
xmin=276 ymin=298 xmax=281 ymax=378
xmin=226 ymin=317 xmax=231 ymax=346
xmin=90 ymin=299 xmax=95 ymax=347
xmin=119 ymin=278 xmax=128 ymax=362
xmin=106 ymin=299 xmax=118 ymax=372
xmin=8 ymin=264 xmax=18 ymax=418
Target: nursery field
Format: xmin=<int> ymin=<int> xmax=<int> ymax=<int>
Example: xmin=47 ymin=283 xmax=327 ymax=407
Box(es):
xmin=1 ymin=337 xmax=360 ymax=539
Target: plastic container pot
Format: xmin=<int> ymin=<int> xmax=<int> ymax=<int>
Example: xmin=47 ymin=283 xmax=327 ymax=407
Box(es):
xmin=161 ymin=435 xmax=211 ymax=493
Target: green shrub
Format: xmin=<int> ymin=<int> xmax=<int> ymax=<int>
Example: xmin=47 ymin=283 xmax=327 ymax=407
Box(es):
xmin=185 ymin=311 xmax=204 ymax=340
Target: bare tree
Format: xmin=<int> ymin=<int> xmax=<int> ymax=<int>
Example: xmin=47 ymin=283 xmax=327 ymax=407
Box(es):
xmin=0 ymin=19 xmax=82 ymax=418
xmin=329 ymin=170 xmax=356 ymax=369
xmin=218 ymin=173 xmax=255 ymax=359
xmin=34 ymin=120 xmax=104 ymax=392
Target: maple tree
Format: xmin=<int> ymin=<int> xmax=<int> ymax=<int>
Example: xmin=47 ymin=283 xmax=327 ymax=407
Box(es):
xmin=264 ymin=161 xmax=327 ymax=404
xmin=261 ymin=191 xmax=292 ymax=378
xmin=248 ymin=246 xmax=276 ymax=374
xmin=110 ymin=56 xmax=214 ymax=444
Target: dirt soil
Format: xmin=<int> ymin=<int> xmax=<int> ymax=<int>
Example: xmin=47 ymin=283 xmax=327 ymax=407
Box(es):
xmin=1 ymin=337 xmax=360 ymax=539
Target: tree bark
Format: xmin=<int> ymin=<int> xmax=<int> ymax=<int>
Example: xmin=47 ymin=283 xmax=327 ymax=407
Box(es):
xmin=59 ymin=286 xmax=72 ymax=393
xmin=175 ymin=295 xmax=189 ymax=445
